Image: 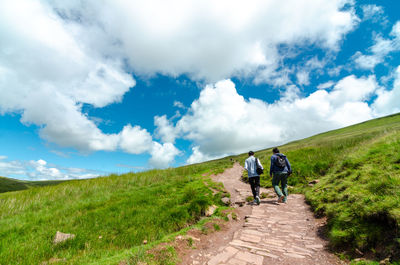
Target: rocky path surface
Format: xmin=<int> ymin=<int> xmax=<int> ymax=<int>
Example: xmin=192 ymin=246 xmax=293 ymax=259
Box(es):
xmin=183 ymin=163 xmax=347 ymax=265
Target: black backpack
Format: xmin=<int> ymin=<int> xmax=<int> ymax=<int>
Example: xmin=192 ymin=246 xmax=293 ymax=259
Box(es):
xmin=275 ymin=154 xmax=286 ymax=169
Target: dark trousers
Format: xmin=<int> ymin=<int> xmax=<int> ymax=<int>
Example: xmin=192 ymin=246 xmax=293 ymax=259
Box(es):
xmin=249 ymin=176 xmax=260 ymax=199
xmin=272 ymin=172 xmax=288 ymax=201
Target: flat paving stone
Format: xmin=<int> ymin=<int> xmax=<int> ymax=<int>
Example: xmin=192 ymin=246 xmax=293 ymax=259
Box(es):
xmin=283 ymin=252 xmax=306 ymax=259
xmin=226 ymin=258 xmax=247 ymax=265
xmin=305 ymin=244 xmax=324 ymax=249
xmin=235 ymin=251 xmax=264 ymax=265
xmin=240 ymin=234 xmax=261 ymax=243
xmin=208 ymin=248 xmax=239 ymax=265
xmin=256 ymin=251 xmax=279 ymax=259
xmin=242 ymin=229 xmax=262 ymax=236
xmin=229 ymin=240 xmax=271 ymax=252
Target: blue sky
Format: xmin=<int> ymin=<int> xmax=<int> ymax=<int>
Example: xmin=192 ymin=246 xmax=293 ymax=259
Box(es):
xmin=1 ymin=0 xmax=400 ymax=180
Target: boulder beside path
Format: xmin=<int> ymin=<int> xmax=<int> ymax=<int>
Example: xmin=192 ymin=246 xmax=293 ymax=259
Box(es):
xmin=53 ymin=231 xmax=75 ymax=244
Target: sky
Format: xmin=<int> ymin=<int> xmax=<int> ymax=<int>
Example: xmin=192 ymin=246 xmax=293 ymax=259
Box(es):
xmin=1 ymin=0 xmax=400 ymax=180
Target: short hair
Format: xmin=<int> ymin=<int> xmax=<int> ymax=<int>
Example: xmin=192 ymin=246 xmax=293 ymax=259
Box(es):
xmin=248 ymin=151 xmax=254 ymax=156
xmin=272 ymin=147 xmax=280 ymax=154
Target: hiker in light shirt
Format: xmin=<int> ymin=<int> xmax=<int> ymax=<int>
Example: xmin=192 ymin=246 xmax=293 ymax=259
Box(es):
xmin=244 ymin=151 xmax=263 ymax=205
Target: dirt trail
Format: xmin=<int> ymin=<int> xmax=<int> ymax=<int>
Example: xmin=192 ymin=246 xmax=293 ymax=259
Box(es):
xmin=180 ymin=163 xmax=347 ymax=265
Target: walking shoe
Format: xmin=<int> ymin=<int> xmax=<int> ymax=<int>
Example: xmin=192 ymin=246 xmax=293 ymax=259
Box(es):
xmin=256 ymin=196 xmax=260 ymax=205
xmin=278 ymin=195 xmax=285 ymax=203
xmin=253 ymin=199 xmax=257 ymax=204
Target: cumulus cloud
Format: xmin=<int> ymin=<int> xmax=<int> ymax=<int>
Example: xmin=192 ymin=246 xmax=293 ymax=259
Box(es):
xmin=0 ymin=0 xmax=135 ymax=153
xmin=0 ymin=0 xmax=183 ymax=168
xmin=30 ymin=159 xmax=64 ymax=179
xmin=154 ymin=115 xmax=177 ymax=143
xmin=1 ymin=0 xmax=357 ymax=156
xmin=353 ymin=21 xmax=400 ymax=69
xmin=0 ymin=157 xmax=102 ymax=180
xmin=186 ymin=146 xmax=223 ymax=165
xmin=118 ymin=125 xmax=153 ymax=154
xmin=372 ymin=66 xmax=400 ymax=116
xmin=118 ymin=124 xmax=180 ymax=167
xmin=49 ymin=0 xmax=357 ymax=84
xmin=149 ymin=142 xmax=180 ymax=169
xmin=0 ymin=0 xmax=360 ymax=169
xmin=174 ymin=77 xmax=379 ymax=163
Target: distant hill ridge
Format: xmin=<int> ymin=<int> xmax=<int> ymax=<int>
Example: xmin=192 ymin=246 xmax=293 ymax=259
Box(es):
xmin=0 ymin=176 xmax=66 ymax=193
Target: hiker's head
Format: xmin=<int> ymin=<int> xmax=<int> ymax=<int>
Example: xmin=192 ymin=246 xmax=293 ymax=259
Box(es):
xmin=272 ymin=147 xmax=280 ymax=154
xmin=248 ymin=151 xmax=254 ymax=156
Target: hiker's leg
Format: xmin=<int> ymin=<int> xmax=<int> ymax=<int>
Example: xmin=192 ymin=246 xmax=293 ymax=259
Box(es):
xmin=272 ymin=173 xmax=283 ymax=197
xmin=254 ymin=176 xmax=260 ymax=198
xmin=249 ymin=177 xmax=257 ymax=199
xmin=281 ymin=173 xmax=288 ymax=202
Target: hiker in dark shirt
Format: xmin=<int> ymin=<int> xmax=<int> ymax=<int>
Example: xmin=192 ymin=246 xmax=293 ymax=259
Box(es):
xmin=270 ymin=147 xmax=292 ymax=203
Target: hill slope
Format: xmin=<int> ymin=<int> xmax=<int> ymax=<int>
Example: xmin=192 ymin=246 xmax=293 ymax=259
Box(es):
xmin=1 ymin=113 xmax=399 ymax=264
xmin=0 ymin=176 xmax=66 ymax=193
xmin=242 ymin=113 xmax=400 ymax=262
xmin=0 ymin=159 xmax=232 ymax=264
xmin=0 ymin=176 xmax=30 ymax=193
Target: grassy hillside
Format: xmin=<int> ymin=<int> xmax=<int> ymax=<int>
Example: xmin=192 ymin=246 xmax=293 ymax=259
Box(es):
xmin=0 ymin=159 xmax=233 ymax=264
xmin=0 ymin=176 xmax=66 ymax=193
xmin=0 ymin=176 xmax=30 ymax=193
xmin=243 ymin=113 xmax=400 ymax=262
xmin=306 ymin=129 xmax=400 ymax=261
xmin=1 ymin=113 xmax=399 ymax=264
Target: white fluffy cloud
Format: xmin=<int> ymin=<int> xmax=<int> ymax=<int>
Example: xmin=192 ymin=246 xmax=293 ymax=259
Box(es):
xmin=353 ymin=21 xmax=400 ymax=69
xmin=154 ymin=115 xmax=177 ymax=143
xmin=186 ymin=146 xmax=223 ymax=165
xmin=176 ymin=80 xmax=282 ymax=157
xmin=0 ymin=156 xmax=27 ymax=177
xmin=0 ymin=0 xmax=181 ymax=167
xmin=119 ymin=125 xmax=153 ymax=154
xmin=0 ymin=0 xmax=135 ymax=152
xmin=0 ymin=0 xmax=359 ymax=169
xmin=174 ymin=77 xmax=380 ymax=164
xmin=0 ymin=157 xmax=101 ymax=180
xmin=48 ymin=0 xmax=357 ymax=83
xmin=372 ymin=66 xmax=400 ymax=116
xmin=149 ymin=142 xmax=180 ymax=169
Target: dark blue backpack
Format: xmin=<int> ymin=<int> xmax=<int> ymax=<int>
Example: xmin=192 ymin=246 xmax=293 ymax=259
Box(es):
xmin=275 ymin=154 xmax=286 ymax=169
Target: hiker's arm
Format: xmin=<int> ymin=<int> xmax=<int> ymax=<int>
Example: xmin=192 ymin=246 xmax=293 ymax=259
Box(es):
xmin=244 ymin=160 xmax=248 ymax=171
xmin=257 ymin=159 xmax=263 ymax=170
xmin=269 ymin=156 xmax=273 ymax=177
xmin=286 ymin=157 xmax=292 ymax=174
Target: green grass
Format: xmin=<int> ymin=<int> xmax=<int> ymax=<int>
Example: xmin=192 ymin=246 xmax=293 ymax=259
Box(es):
xmin=0 ymin=176 xmax=67 ymax=193
xmin=238 ymin=113 xmax=400 ymax=261
xmin=306 ymin=131 xmax=400 ymax=259
xmin=0 ymin=159 xmax=233 ymax=264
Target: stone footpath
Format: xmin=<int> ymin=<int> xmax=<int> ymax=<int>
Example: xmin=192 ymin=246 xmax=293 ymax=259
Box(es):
xmin=198 ymin=163 xmax=346 ymax=265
